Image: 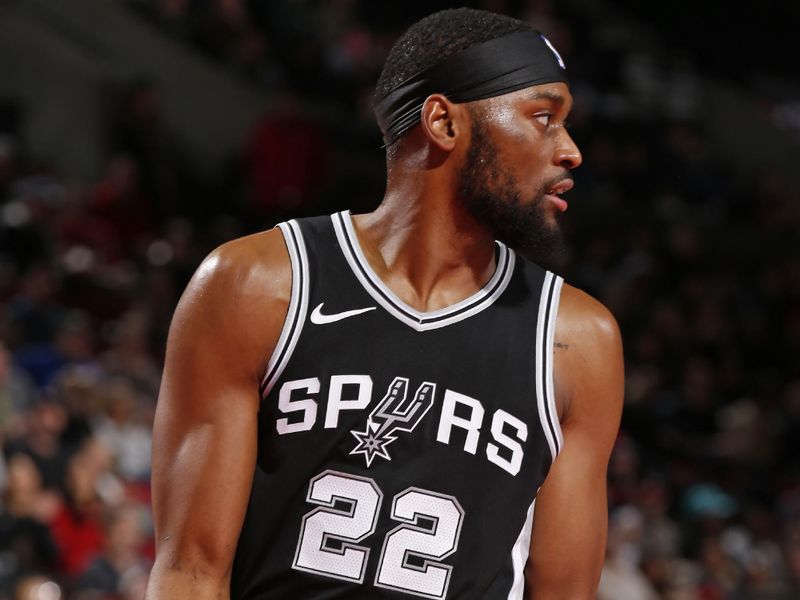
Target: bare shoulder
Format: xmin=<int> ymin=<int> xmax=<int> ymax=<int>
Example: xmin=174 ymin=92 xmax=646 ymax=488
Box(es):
xmin=555 ymin=283 xmax=621 ymax=348
xmin=552 ymin=282 xmax=624 ymax=423
xmin=181 ymin=226 xmax=291 ymax=311
xmin=190 ymin=226 xmax=291 ymax=298
xmin=169 ymin=226 xmax=293 ymax=381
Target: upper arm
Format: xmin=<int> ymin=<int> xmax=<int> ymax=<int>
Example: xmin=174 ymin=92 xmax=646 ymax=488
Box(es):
xmin=526 ymin=284 xmax=624 ymax=599
xmin=148 ymin=229 xmax=291 ymax=596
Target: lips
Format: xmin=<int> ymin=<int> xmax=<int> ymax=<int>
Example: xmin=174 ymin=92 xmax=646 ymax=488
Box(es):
xmin=544 ymin=178 xmax=574 ymax=212
xmin=547 ymin=179 xmax=574 ymax=196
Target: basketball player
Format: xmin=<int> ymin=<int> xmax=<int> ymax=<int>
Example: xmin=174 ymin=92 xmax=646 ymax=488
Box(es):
xmin=146 ymin=8 xmax=623 ymax=600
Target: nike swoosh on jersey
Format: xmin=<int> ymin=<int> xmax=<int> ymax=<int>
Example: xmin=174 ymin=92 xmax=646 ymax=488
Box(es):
xmin=310 ymin=303 xmax=377 ymax=325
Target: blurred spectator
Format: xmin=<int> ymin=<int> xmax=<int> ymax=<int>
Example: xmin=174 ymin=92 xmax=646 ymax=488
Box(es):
xmin=0 ymin=342 xmax=35 ymax=431
xmin=0 ymin=453 xmax=60 ymax=595
xmin=13 ymin=311 xmax=96 ymax=390
xmin=48 ymin=441 xmax=112 ymax=577
xmin=244 ymin=88 xmax=330 ymax=222
xmin=4 ymin=401 xmax=68 ymax=491
xmin=108 ymin=79 xmax=185 ymax=219
xmin=74 ymin=503 xmax=151 ymax=598
xmin=4 ymin=265 xmax=62 ymax=349
xmin=88 ymin=156 xmax=154 ymax=260
xmin=101 ymin=310 xmax=161 ymax=398
xmin=94 ymin=378 xmax=152 ymax=483
xmin=54 ymin=183 xmax=122 ymax=269
xmin=598 ymin=505 xmax=660 ymax=600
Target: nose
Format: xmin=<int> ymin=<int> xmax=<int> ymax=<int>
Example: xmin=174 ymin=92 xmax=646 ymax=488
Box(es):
xmin=554 ymin=129 xmax=582 ymax=170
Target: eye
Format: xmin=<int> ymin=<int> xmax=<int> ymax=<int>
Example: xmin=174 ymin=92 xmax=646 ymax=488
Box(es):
xmin=534 ymin=113 xmax=552 ymax=127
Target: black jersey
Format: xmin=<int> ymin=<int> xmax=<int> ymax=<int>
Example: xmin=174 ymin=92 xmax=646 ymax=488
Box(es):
xmin=230 ymin=211 xmax=564 ymax=600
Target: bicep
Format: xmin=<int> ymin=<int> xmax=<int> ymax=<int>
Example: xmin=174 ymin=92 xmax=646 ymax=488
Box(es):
xmin=149 ymin=245 xmax=286 ymax=586
xmin=525 ymin=420 xmax=614 ymax=598
xmin=526 ymin=289 xmax=624 ymax=599
xmin=150 ymin=340 xmax=259 ymax=575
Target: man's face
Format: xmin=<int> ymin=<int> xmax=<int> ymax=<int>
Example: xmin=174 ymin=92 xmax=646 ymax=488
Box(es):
xmin=457 ymin=82 xmax=581 ymax=267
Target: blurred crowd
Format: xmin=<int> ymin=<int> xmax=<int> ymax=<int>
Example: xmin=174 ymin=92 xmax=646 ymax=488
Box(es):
xmin=1 ymin=1 xmax=798 ymax=599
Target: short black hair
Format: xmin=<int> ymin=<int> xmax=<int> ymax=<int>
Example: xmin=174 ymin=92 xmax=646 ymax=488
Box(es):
xmin=374 ymin=8 xmax=530 ymax=103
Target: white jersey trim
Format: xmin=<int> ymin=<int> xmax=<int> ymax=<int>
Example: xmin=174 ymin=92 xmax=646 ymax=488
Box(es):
xmin=535 ymin=271 xmax=564 ymax=461
xmin=507 ymin=498 xmax=536 ymax=600
xmin=332 ymin=211 xmax=515 ymax=332
xmin=260 ymin=221 xmax=310 ymax=397
xmin=546 ymin=276 xmax=565 ymax=452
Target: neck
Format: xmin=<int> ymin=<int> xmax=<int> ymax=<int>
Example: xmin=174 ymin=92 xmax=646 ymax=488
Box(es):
xmin=351 ymin=165 xmax=497 ymax=313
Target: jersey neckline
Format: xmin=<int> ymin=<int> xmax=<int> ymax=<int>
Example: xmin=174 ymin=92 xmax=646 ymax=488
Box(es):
xmin=331 ymin=210 xmax=516 ymax=332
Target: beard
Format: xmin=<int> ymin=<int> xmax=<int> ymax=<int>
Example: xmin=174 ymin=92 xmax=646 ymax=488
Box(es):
xmin=457 ymin=118 xmax=568 ymax=270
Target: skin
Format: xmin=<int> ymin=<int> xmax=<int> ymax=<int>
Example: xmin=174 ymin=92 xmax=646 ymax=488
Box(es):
xmin=146 ymin=81 xmax=623 ymax=599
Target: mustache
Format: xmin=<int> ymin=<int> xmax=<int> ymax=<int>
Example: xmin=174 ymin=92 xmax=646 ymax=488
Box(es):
xmin=540 ymin=173 xmax=574 ymax=193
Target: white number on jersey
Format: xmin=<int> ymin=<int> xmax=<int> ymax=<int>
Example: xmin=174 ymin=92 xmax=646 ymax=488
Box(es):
xmin=376 ymin=488 xmax=464 ymax=599
xmin=293 ymin=471 xmax=465 ymax=597
xmin=292 ymin=470 xmax=382 ymax=583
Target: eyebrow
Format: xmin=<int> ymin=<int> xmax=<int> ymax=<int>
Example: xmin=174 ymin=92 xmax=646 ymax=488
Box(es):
xmin=521 ymin=90 xmax=566 ymax=105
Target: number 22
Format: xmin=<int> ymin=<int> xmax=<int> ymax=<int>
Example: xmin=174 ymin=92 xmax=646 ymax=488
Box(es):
xmin=293 ymin=470 xmax=465 ymax=599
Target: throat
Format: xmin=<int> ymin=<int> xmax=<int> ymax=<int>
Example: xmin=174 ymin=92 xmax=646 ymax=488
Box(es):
xmin=348 ymin=211 xmax=500 ymax=314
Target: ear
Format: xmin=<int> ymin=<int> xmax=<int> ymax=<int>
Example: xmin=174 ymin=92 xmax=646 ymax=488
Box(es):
xmin=419 ymin=94 xmax=467 ymax=152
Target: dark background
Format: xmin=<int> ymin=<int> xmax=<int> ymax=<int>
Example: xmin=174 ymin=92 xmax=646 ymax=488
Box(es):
xmin=0 ymin=0 xmax=798 ymax=598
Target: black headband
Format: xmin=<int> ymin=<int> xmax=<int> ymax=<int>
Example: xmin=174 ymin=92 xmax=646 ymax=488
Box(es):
xmin=374 ymin=30 xmax=568 ymax=144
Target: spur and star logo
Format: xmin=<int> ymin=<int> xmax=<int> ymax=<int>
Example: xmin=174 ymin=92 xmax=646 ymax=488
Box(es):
xmin=350 ymin=377 xmax=436 ymax=467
